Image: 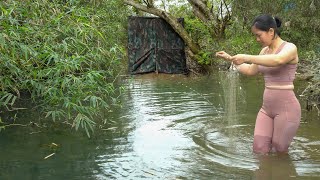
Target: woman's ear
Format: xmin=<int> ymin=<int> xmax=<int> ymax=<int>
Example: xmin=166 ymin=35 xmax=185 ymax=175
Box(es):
xmin=268 ymin=28 xmax=277 ymax=39
xmin=268 ymin=28 xmax=275 ymax=34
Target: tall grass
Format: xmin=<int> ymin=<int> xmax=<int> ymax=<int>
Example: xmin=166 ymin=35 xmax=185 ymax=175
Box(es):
xmin=0 ymin=0 xmax=129 ymax=136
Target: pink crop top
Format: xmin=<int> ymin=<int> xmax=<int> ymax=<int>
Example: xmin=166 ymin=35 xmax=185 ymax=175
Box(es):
xmin=258 ymin=42 xmax=297 ymax=86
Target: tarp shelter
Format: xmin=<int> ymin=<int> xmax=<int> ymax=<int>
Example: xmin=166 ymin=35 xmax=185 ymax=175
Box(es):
xmin=127 ymin=16 xmax=187 ymax=74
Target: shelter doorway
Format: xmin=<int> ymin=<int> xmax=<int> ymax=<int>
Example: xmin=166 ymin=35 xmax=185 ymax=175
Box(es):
xmin=128 ymin=16 xmax=187 ymax=74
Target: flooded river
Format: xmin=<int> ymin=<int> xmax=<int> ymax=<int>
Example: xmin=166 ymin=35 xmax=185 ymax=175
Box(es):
xmin=1 ymin=71 xmax=320 ymax=179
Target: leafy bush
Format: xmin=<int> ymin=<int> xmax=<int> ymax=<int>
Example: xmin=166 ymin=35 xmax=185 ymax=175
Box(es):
xmin=0 ymin=0 xmax=129 ymax=136
xmin=300 ymin=51 xmax=320 ymax=115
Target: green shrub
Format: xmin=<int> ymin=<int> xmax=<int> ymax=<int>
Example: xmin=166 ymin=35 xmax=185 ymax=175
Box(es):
xmin=0 ymin=0 xmax=129 ymax=136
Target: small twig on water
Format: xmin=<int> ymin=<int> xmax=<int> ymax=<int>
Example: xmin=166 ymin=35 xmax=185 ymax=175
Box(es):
xmin=141 ymin=170 xmax=156 ymax=176
xmin=44 ymin=153 xmax=55 ymax=160
xmin=30 ymin=131 xmax=42 ymax=134
xmin=1 ymin=123 xmax=29 ymax=128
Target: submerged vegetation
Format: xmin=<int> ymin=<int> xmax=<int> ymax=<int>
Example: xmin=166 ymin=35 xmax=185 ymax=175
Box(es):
xmin=0 ymin=0 xmax=129 ymax=136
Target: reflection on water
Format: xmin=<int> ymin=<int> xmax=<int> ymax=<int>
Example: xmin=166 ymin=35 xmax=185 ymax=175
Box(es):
xmin=0 ymin=73 xmax=320 ymax=179
xmin=254 ymin=154 xmax=298 ymax=180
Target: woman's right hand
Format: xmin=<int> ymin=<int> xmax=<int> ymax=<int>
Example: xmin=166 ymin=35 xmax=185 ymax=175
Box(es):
xmin=215 ymin=51 xmax=232 ymax=62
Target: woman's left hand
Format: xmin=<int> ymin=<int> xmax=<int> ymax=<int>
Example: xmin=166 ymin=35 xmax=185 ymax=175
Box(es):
xmin=215 ymin=51 xmax=232 ymax=62
xmin=231 ymin=54 xmax=248 ymax=65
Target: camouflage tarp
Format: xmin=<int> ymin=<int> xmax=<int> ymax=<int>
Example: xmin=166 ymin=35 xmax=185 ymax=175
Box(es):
xmin=128 ymin=16 xmax=187 ymax=74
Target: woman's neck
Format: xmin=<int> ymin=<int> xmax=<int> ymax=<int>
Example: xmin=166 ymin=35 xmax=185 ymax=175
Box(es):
xmin=268 ymin=37 xmax=284 ymax=52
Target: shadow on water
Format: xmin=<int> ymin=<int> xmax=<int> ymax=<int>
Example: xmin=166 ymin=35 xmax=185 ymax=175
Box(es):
xmin=1 ymin=72 xmax=320 ymax=179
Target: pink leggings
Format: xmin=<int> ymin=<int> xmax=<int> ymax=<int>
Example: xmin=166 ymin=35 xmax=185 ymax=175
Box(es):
xmin=253 ymin=88 xmax=301 ymax=154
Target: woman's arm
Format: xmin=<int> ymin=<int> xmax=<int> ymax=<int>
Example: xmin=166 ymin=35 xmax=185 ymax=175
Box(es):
xmin=232 ymin=43 xmax=298 ymax=67
xmin=215 ymin=49 xmax=263 ymax=76
xmin=233 ymin=47 xmax=269 ymax=76
xmin=235 ymin=63 xmax=258 ymax=76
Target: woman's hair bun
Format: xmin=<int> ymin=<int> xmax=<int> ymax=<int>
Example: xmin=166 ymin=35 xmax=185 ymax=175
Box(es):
xmin=274 ymin=16 xmax=282 ymax=28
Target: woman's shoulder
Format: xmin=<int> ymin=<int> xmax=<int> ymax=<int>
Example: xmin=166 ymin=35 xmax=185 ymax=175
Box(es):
xmin=284 ymin=41 xmax=297 ymax=49
xmin=282 ymin=41 xmax=298 ymax=54
xmin=282 ymin=41 xmax=299 ymax=64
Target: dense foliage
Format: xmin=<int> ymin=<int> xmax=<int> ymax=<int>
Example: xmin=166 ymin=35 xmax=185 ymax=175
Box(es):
xmin=232 ymin=0 xmax=320 ymax=54
xmin=0 ymin=0 xmax=129 ymax=136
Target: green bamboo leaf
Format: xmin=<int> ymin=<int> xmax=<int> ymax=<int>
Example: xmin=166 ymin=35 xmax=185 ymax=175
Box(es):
xmin=9 ymin=95 xmax=17 ymax=106
xmin=3 ymin=93 xmax=13 ymax=105
xmin=45 ymin=111 xmax=52 ymax=118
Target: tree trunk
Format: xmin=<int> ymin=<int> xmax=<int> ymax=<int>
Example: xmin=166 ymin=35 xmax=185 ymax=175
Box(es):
xmin=188 ymin=0 xmax=231 ymax=40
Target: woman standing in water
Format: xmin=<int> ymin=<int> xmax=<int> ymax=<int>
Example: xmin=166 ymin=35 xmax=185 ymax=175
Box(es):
xmin=216 ymin=14 xmax=301 ymax=154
